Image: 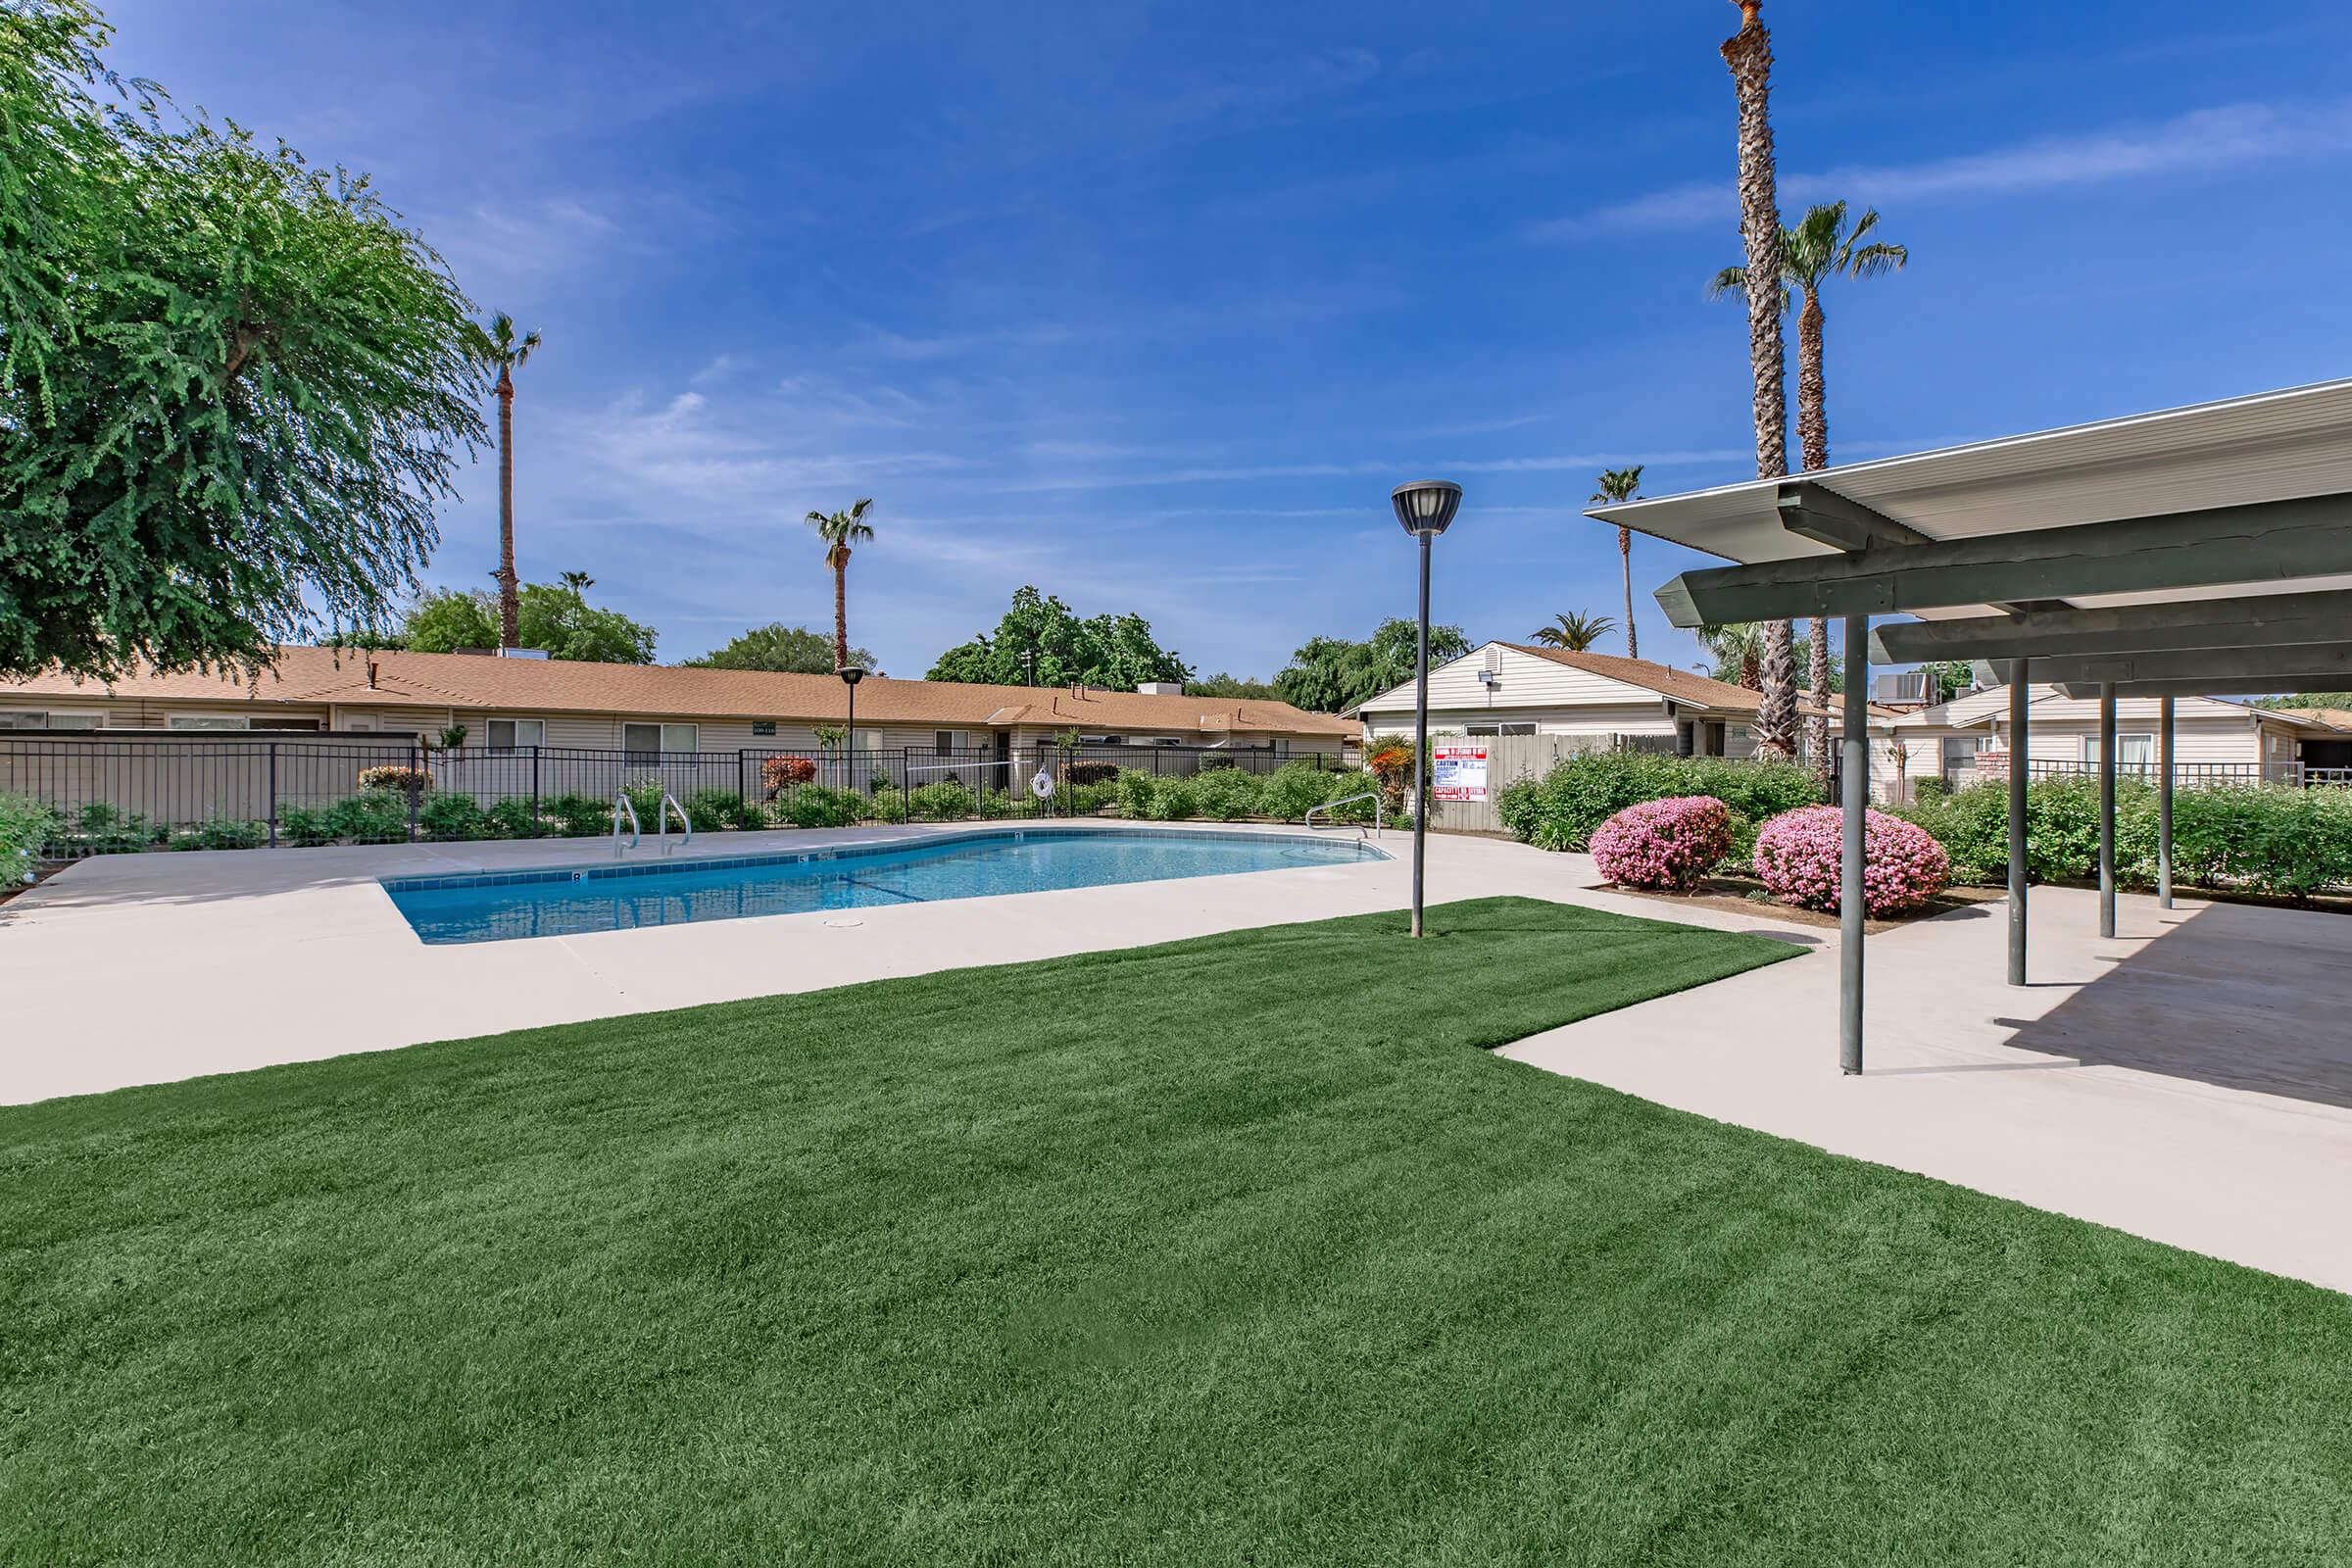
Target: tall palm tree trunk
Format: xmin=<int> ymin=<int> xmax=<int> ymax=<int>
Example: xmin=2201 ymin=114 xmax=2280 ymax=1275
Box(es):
xmin=496 ymin=368 xmax=518 ymax=648
xmin=831 ymin=549 xmax=850 ymax=670
xmin=1797 ymin=285 xmax=1831 ymax=784
xmin=1618 ymin=526 xmax=1640 ymax=659
xmin=1723 ymin=1 xmax=1796 ymax=761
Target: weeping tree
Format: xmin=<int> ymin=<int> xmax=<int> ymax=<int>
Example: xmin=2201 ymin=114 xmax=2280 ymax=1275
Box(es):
xmin=1719 ymin=0 xmax=1796 ymax=761
xmin=0 ymin=1 xmax=487 ymax=681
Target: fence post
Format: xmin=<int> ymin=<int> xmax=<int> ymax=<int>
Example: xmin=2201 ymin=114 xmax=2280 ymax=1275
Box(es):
xmin=407 ymin=738 xmax=421 ymax=843
xmin=531 ymin=746 xmax=542 ymax=829
xmin=267 ymin=742 xmax=278 ymax=848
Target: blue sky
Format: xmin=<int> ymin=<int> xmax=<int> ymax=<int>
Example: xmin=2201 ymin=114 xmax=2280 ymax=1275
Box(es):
xmin=104 ymin=0 xmax=2352 ymax=680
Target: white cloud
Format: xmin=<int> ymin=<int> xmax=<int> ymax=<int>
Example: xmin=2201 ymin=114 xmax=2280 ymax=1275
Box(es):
xmin=1545 ymin=98 xmax=2352 ymax=238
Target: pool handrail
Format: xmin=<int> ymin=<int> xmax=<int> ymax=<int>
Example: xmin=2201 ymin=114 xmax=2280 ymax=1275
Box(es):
xmin=658 ymin=792 xmax=693 ymax=854
xmin=612 ymin=791 xmax=641 ymax=856
xmin=1304 ymin=792 xmax=1384 ymax=840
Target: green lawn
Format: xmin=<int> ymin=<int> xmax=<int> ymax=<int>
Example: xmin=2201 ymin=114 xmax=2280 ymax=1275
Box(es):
xmin=5 ymin=897 xmax=2349 ymax=1565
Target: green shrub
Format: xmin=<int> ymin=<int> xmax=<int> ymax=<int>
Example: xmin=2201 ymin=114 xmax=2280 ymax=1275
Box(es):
xmin=1192 ymin=765 xmax=1262 ymax=821
xmin=1114 ymin=769 xmax=1156 ymax=819
xmin=777 ymin=784 xmax=863 ymax=829
xmin=357 ymin=764 xmax=429 ymax=794
xmin=65 ymin=801 xmax=156 ymax=855
xmin=1 ymin=792 xmax=59 ymax=876
xmin=865 ymin=788 xmax=908 ymax=824
xmin=1895 ymin=777 xmax=2352 ymax=899
xmin=907 ymin=779 xmax=976 ymax=821
xmin=326 ymin=791 xmax=410 ymax=843
xmin=684 ymin=788 xmax=758 ymax=833
xmin=418 ymin=792 xmax=487 ymax=842
xmin=1496 ymin=753 xmax=1823 ymax=857
xmin=172 ymin=816 xmax=269 ymax=851
xmin=1147 ymin=776 xmax=1199 ymax=821
xmin=1069 ymin=780 xmax=1119 ymax=815
xmin=482 ymin=797 xmax=545 ymax=841
xmin=1259 ymin=762 xmax=1334 ymax=823
xmin=549 ymin=793 xmax=612 ymax=838
xmin=621 ymin=777 xmax=667 ymax=827
xmin=276 ymin=805 xmax=337 ymax=847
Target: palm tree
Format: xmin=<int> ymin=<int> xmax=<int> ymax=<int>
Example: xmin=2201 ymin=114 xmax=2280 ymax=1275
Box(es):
xmin=559 ymin=569 xmax=596 ymax=593
xmin=1719 ymin=0 xmax=1796 ymax=762
xmin=1697 ymin=622 xmax=1764 ymax=690
xmin=473 ymin=313 xmax=543 ymax=649
xmin=1529 ymin=612 xmax=1617 ymax=653
xmin=1590 ymin=466 xmax=1644 ymax=659
xmin=1711 ymin=200 xmax=1908 ymax=781
xmin=805 ymin=498 xmax=876 ymax=670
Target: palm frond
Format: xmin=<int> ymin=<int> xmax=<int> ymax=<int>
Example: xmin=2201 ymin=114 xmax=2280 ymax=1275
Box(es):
xmin=1704 ymin=265 xmax=1748 ymax=301
xmin=1845 ymin=240 xmax=1907 ymax=280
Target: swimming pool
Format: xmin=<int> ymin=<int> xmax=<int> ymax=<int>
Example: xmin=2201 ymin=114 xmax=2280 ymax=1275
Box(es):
xmin=380 ymin=826 xmax=1388 ymax=945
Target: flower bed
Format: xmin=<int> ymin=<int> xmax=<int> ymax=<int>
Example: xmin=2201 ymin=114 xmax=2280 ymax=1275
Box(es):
xmin=1590 ymin=796 xmax=1735 ymax=892
xmin=1752 ymin=806 xmax=1949 ymax=916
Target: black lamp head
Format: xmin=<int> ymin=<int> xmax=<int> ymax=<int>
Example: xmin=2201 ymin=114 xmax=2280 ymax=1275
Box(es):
xmin=1391 ymin=480 xmax=1462 ymax=537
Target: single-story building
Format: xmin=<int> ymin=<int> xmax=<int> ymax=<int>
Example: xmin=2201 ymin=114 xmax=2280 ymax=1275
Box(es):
xmin=1882 ymin=684 xmax=2349 ymax=795
xmin=0 ymin=646 xmax=1357 ymax=760
xmin=1353 ymin=641 xmax=1906 ymax=764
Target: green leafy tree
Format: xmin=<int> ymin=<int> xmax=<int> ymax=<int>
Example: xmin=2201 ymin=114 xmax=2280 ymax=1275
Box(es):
xmin=514 ymin=583 xmax=656 ymax=663
xmin=1590 ymin=466 xmax=1644 ymax=658
xmin=401 ymin=589 xmax=499 ymax=653
xmin=1187 ymin=672 xmax=1279 ymax=700
xmin=393 ymin=581 xmax=653 ymax=662
xmin=805 ymin=498 xmax=874 ymax=671
xmin=686 ymin=623 xmax=872 ymax=673
xmin=2255 ymin=692 xmax=2352 ymax=711
xmin=0 ymin=2 xmax=485 ymax=680
xmin=925 ymin=587 xmax=1192 ymax=690
xmin=1920 ymin=660 xmax=1976 ymax=705
xmin=1273 ymin=618 xmax=1472 ymax=714
xmin=1530 ymin=612 xmax=1617 ymax=653
xmin=470 ymin=312 xmax=541 ymax=648
xmin=1697 ymin=622 xmax=1763 ymax=690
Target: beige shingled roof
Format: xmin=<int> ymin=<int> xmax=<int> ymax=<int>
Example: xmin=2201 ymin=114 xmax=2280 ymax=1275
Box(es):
xmin=1503 ymin=645 xmax=1773 ymax=711
xmin=5 ymin=647 xmax=1358 ymax=739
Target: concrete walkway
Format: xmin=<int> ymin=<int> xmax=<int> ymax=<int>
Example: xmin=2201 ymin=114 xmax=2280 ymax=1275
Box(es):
xmin=1501 ymin=880 xmax=2352 ymax=1295
xmin=9 ymin=823 xmax=2351 ymax=1294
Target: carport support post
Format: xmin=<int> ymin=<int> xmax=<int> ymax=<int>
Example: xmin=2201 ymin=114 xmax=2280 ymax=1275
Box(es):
xmin=2008 ymin=664 xmax=2029 ymax=986
xmin=2158 ymin=696 xmax=2176 ymax=908
xmin=2098 ymin=682 xmax=2118 ymax=939
xmin=1840 ymin=613 xmax=1867 ymax=1075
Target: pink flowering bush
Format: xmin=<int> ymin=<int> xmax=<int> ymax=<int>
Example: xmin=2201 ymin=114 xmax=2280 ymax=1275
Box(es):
xmin=1589 ymin=795 xmax=1735 ymax=892
xmin=1752 ymin=806 xmax=1950 ymax=916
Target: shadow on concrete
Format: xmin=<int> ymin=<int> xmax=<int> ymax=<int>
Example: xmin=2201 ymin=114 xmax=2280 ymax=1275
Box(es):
xmin=1996 ymin=903 xmax=2352 ymax=1108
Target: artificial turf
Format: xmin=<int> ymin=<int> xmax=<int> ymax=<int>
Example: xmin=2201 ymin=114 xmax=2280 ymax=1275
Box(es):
xmin=3 ymin=896 xmax=2348 ymax=1565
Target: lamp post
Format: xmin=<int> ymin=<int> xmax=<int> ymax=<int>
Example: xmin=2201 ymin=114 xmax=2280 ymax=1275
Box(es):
xmin=839 ymin=664 xmax=866 ymax=793
xmin=1391 ymin=480 xmax=1462 ymax=938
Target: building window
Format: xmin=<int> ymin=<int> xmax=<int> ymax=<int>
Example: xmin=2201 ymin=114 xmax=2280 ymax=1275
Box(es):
xmin=935 ymin=730 xmax=963 ymax=755
xmin=168 ymin=714 xmax=250 ymax=731
xmin=248 ymin=716 xmax=322 ymax=732
xmin=2082 ymin=734 xmax=2155 ymax=769
xmin=0 ymin=710 xmax=101 ymax=730
xmin=485 ymin=717 xmax=546 ymax=750
xmin=1464 ymin=721 xmax=1536 ymax=737
xmin=1079 ymin=733 xmax=1125 ymax=747
xmin=624 ymin=722 xmax=697 ymax=757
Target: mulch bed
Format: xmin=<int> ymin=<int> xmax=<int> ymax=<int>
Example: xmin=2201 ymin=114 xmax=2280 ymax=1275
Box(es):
xmin=1586 ymin=875 xmax=2005 ymax=935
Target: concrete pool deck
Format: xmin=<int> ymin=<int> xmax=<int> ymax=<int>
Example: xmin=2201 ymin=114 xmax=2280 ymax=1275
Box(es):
xmin=8 ymin=822 xmax=2352 ymax=1294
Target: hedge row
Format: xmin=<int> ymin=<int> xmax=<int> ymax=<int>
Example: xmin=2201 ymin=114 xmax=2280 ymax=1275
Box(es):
xmin=1494 ymin=753 xmax=1823 ymax=861
xmin=1896 ymin=778 xmax=2352 ymax=899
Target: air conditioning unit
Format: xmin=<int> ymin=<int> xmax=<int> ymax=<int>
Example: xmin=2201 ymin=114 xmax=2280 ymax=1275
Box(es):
xmin=1136 ymin=682 xmax=1182 ymax=696
xmin=498 ymin=647 xmax=550 ymax=661
xmin=1873 ymin=670 xmax=1933 ymax=704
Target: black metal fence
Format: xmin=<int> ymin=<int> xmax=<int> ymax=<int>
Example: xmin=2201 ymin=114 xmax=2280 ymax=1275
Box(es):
xmin=0 ymin=736 xmax=1341 ymax=856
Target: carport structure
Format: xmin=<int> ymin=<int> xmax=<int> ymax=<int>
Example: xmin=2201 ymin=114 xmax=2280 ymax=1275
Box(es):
xmin=1587 ymin=378 xmax=2352 ymax=1074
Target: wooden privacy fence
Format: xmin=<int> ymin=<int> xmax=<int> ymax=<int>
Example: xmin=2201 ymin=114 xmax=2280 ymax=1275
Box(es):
xmin=1421 ymin=733 xmax=1618 ymax=834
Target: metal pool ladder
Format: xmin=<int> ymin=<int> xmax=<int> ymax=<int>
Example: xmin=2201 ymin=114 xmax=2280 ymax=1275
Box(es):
xmin=612 ymin=791 xmax=641 ymax=857
xmin=1304 ymin=792 xmax=1384 ymax=842
xmin=657 ymin=792 xmax=693 ymax=854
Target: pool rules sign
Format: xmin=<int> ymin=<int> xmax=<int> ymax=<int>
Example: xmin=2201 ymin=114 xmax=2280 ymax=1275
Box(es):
xmin=1432 ymin=742 xmax=1490 ymax=802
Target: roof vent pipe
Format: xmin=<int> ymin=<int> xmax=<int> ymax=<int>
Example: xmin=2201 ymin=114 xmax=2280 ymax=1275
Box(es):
xmin=367 ymin=662 xmax=378 ymax=690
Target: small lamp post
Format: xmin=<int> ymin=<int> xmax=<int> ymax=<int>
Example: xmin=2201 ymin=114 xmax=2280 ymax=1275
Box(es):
xmin=1391 ymin=480 xmax=1462 ymax=938
xmin=839 ymin=664 xmax=867 ymax=793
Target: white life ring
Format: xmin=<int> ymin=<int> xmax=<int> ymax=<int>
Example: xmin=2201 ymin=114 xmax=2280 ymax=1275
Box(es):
xmin=1029 ymin=768 xmax=1056 ymax=800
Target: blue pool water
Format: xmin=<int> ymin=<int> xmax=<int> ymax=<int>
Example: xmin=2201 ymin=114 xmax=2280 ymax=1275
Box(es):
xmin=381 ymin=827 xmax=1388 ymax=945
